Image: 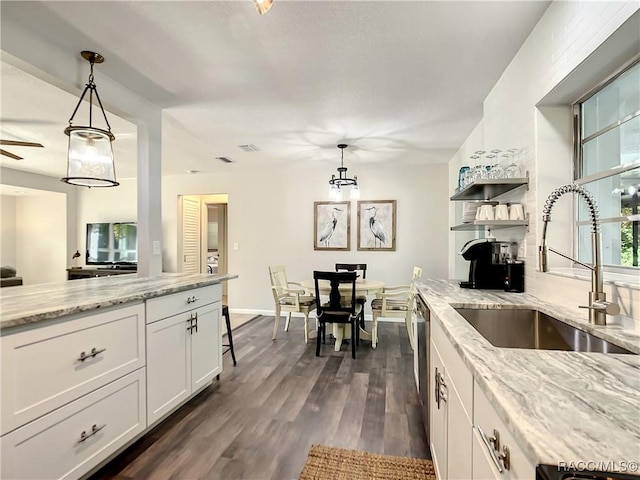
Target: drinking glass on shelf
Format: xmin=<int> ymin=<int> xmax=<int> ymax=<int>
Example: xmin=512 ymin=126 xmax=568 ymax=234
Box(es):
xmin=504 ymin=148 xmax=521 ymax=178
xmin=457 ymin=166 xmax=470 ymax=191
xmin=487 ymin=152 xmax=504 ymax=179
xmin=470 ymin=151 xmax=487 ymax=182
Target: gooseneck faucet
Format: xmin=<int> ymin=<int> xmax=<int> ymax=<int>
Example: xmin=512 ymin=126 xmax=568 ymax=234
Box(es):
xmin=538 ymin=184 xmax=619 ymax=325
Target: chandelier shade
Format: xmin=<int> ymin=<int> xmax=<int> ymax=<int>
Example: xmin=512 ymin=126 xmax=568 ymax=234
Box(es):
xmin=254 ymin=0 xmax=273 ymax=15
xmin=328 ymin=144 xmax=360 ymax=200
xmin=61 ymin=51 xmax=118 ymax=188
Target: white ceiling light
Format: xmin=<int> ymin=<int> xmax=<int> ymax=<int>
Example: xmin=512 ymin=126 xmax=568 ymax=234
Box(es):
xmin=61 ymin=51 xmax=118 ymax=188
xmin=328 ymin=144 xmax=360 ymax=201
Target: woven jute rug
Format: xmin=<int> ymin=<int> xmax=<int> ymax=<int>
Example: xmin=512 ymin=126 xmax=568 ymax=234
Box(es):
xmin=298 ymin=444 xmax=436 ymax=480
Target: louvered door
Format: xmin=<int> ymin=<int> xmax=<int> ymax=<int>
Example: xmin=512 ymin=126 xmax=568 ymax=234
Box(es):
xmin=180 ymin=196 xmax=201 ymax=273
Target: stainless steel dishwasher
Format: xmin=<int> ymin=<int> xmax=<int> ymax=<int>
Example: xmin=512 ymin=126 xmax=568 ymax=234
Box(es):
xmin=416 ymin=293 xmax=430 ymax=442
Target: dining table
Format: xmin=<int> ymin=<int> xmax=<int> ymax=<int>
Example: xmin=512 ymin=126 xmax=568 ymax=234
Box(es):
xmin=300 ymin=278 xmax=385 ymax=351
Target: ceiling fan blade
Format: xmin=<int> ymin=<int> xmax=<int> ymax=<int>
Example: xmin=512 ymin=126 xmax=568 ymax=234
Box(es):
xmin=0 ymin=149 xmax=23 ymax=160
xmin=0 ymin=140 xmax=44 ymax=148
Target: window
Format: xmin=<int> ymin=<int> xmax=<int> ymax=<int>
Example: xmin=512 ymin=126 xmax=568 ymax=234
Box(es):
xmin=574 ymin=58 xmax=640 ymax=270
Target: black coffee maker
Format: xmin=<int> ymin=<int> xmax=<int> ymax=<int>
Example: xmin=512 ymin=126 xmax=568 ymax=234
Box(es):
xmin=459 ymin=238 xmax=517 ymax=290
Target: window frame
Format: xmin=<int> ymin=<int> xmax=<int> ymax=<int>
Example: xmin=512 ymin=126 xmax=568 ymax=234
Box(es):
xmin=572 ymin=55 xmax=640 ymax=273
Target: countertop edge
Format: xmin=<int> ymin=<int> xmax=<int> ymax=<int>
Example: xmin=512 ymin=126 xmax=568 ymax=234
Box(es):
xmin=0 ymin=273 xmax=238 ymax=331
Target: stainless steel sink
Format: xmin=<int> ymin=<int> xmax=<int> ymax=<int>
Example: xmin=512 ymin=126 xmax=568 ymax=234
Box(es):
xmin=454 ymin=308 xmax=635 ymax=354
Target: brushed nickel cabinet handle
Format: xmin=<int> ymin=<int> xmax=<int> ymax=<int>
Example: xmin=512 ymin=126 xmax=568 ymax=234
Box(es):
xmin=499 ymin=445 xmax=510 ymax=471
xmin=477 ymin=425 xmax=509 ymax=473
xmin=77 ymin=347 xmax=106 ymax=362
xmin=77 ymin=423 xmax=106 ymax=444
xmin=434 ymin=368 xmax=441 ymax=409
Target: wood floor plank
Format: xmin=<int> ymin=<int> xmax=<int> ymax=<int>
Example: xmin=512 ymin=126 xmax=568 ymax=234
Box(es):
xmin=384 ymin=411 xmax=413 ymax=457
xmin=89 ymin=317 xmax=429 ymax=480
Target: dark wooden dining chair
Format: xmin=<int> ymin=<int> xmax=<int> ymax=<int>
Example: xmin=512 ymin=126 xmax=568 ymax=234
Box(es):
xmin=313 ymin=270 xmax=362 ymax=359
xmin=335 ymin=263 xmax=367 ymax=327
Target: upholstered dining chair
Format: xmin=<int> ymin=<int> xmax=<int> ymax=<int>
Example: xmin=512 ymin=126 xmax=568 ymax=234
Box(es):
xmin=269 ymin=265 xmax=316 ymax=344
xmin=313 ymin=270 xmax=362 ymax=359
xmin=370 ymin=266 xmax=423 ymax=350
xmin=335 ymin=263 xmax=367 ymax=326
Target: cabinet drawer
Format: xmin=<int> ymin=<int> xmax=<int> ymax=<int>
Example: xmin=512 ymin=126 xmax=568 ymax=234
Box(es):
xmin=146 ymin=284 xmax=221 ymax=324
xmin=432 ymin=318 xmax=473 ymax=422
xmin=1 ymin=303 xmax=145 ymax=435
xmin=473 ymin=380 xmax=535 ymax=480
xmin=1 ymin=369 xmax=146 ymax=480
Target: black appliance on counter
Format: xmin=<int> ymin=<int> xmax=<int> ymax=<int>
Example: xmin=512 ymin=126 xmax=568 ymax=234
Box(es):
xmin=505 ymin=260 xmax=525 ymax=292
xmin=459 ymin=238 xmax=524 ymax=291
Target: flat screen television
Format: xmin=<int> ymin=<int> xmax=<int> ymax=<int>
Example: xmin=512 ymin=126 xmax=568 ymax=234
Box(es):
xmin=86 ymin=222 xmax=138 ymax=266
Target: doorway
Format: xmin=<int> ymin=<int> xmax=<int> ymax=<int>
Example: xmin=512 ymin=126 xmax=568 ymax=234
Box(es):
xmin=204 ymin=203 xmax=228 ymax=297
xmin=178 ymin=193 xmax=229 ymax=295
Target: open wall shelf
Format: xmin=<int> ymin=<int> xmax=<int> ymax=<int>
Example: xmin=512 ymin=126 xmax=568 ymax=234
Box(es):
xmin=450 ymin=176 xmax=529 ymax=201
xmin=450 ymin=219 xmax=529 ymax=231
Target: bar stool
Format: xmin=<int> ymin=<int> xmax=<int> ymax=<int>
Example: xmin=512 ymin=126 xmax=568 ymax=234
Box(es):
xmin=222 ymin=304 xmax=236 ymax=366
xmin=218 ymin=305 xmax=236 ymax=381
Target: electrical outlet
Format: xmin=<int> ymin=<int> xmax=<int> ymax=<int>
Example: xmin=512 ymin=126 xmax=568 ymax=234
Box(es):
xmin=153 ymin=240 xmax=161 ymax=255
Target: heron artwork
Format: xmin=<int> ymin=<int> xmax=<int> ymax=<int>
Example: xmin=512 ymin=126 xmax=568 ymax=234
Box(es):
xmin=366 ymin=206 xmax=386 ymax=248
xmin=318 ymin=207 xmax=343 ymax=247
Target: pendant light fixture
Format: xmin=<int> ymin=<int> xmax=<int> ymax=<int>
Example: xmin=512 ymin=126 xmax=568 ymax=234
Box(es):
xmin=254 ymin=0 xmax=273 ymax=15
xmin=328 ymin=144 xmax=360 ymax=201
xmin=61 ymin=51 xmax=118 ymax=187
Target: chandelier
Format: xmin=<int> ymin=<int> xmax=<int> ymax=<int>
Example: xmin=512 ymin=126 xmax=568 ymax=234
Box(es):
xmin=61 ymin=51 xmax=118 ymax=187
xmin=329 ymin=144 xmax=360 ymax=201
xmin=254 ymin=0 xmax=273 ymax=15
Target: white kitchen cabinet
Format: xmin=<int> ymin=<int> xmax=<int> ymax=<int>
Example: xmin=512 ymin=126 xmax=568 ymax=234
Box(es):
xmin=430 ymin=340 xmax=448 ymax=479
xmin=1 ymin=366 xmax=146 ymax=480
xmin=1 ymin=303 xmax=145 ymax=436
xmin=430 ymin=338 xmax=473 ymax=480
xmin=146 ymin=299 xmax=221 ymax=426
xmin=447 ymin=378 xmax=472 ymax=480
xmin=472 ymin=379 xmax=535 ymax=480
xmin=1 ymin=278 xmax=228 ymax=480
xmin=429 ymin=317 xmax=534 ymax=480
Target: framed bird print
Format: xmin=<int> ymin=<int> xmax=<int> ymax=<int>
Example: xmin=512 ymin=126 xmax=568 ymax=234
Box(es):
xmin=314 ymin=201 xmax=350 ymax=251
xmin=357 ymin=200 xmax=396 ymax=251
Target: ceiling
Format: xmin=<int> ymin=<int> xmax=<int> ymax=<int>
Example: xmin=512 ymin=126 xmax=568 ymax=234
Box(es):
xmin=0 ymin=1 xmax=551 ymax=181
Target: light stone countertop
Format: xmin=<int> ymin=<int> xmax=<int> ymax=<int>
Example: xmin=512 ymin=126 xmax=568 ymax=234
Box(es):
xmin=416 ymin=279 xmax=640 ymax=470
xmin=0 ymin=273 xmax=238 ymax=331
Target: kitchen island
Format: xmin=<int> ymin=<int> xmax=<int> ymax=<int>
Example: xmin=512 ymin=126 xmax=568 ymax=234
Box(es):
xmin=417 ymin=279 xmax=640 ymax=479
xmin=1 ymin=273 xmax=237 ymax=480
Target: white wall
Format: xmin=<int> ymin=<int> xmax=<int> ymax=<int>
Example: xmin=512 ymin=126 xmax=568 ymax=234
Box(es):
xmin=449 ymin=2 xmax=640 ymax=320
xmin=16 ymin=192 xmax=67 ymax=284
xmin=1 ymin=168 xmax=76 ymax=284
xmin=79 ymin=161 xmax=450 ymax=314
xmin=1 ymin=195 xmax=17 ymax=267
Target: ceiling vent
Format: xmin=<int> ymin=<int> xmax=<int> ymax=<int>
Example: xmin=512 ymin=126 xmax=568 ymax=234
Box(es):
xmin=216 ymin=156 xmax=235 ymax=163
xmin=238 ymin=144 xmax=259 ymax=152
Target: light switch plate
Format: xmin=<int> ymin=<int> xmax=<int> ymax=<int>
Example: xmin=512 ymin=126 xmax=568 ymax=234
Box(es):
xmin=153 ymin=240 xmax=161 ymax=255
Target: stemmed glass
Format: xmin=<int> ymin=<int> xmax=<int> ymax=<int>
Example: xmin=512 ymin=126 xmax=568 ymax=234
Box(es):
xmin=470 ymin=150 xmax=487 ymax=183
xmin=503 ymin=148 xmax=521 ymax=178
xmin=487 ymin=149 xmax=504 ymax=179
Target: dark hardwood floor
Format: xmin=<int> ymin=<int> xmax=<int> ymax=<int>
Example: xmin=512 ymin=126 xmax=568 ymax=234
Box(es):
xmin=90 ymin=316 xmax=430 ymax=480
